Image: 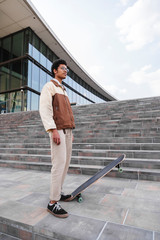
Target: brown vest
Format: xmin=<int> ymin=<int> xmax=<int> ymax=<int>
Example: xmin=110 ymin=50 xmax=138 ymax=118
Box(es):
xmin=51 ymin=80 xmax=75 ymax=130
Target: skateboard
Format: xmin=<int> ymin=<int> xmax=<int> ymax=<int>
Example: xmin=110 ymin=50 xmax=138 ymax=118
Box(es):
xmin=67 ymin=154 xmax=126 ymax=202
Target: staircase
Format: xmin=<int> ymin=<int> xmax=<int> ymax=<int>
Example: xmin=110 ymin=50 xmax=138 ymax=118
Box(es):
xmin=0 ymin=96 xmax=160 ymax=181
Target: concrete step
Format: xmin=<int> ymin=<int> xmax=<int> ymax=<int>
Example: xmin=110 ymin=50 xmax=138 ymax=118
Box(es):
xmin=0 ymin=138 xmax=50 ymax=144
xmin=1 ymin=148 xmax=160 ymax=161
xmin=0 ymin=143 xmax=50 ymax=148
xmin=0 ymin=148 xmax=50 ymax=155
xmin=73 ymin=127 xmax=160 ymax=135
xmin=0 ymin=142 xmax=160 ymax=151
xmin=1 ymin=160 xmax=160 ymax=182
xmin=0 ymin=136 xmax=160 ymax=144
xmin=73 ymin=136 xmax=160 ymax=143
xmin=71 ymin=156 xmax=160 ymax=170
xmin=0 ymin=232 xmax=20 ymax=240
xmin=72 ymin=149 xmax=160 ymax=160
xmin=1 ymin=121 xmax=159 ymax=138
xmin=0 ymin=154 xmax=50 ymax=162
xmin=1 ymin=153 xmax=160 ymax=171
xmin=72 ymin=142 xmax=160 ymax=150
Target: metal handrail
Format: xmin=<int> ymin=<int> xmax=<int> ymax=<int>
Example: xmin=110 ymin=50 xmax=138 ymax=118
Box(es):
xmin=0 ymin=85 xmax=40 ymax=95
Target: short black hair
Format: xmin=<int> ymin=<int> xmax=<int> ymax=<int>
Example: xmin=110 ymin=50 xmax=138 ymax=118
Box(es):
xmin=51 ymin=59 xmax=67 ymax=77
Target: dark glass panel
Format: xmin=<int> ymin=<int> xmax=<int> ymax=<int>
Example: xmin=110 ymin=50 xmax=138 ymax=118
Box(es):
xmin=40 ymin=41 xmax=47 ymax=56
xmin=22 ymin=59 xmax=28 ymax=86
xmin=0 ymin=93 xmax=8 ymax=113
xmin=24 ymin=28 xmax=32 ymax=54
xmin=47 ymin=48 xmax=53 ymax=62
xmin=32 ymin=33 xmax=40 ymax=61
xmin=2 ymin=36 xmax=11 ymax=61
xmin=0 ymin=39 xmax=1 ymax=62
xmin=10 ymin=91 xmax=21 ymax=112
xmin=23 ymin=89 xmax=27 ymax=111
xmin=32 ymin=32 xmax=39 ymax=50
xmin=10 ymin=61 xmax=22 ymax=89
xmin=0 ymin=65 xmax=10 ymax=91
xmin=40 ymin=41 xmax=47 ymax=67
xmin=53 ymin=53 xmax=58 ymax=61
xmin=12 ymin=32 xmax=23 ymax=58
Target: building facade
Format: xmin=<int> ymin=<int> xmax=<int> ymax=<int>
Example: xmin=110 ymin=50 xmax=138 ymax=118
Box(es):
xmin=0 ymin=0 xmax=116 ymax=114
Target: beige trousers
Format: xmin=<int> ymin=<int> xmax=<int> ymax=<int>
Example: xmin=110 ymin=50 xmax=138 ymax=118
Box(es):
xmin=49 ymin=129 xmax=72 ymax=201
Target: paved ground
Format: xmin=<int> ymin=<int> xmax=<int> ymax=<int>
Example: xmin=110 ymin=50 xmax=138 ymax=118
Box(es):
xmin=0 ymin=167 xmax=160 ymax=240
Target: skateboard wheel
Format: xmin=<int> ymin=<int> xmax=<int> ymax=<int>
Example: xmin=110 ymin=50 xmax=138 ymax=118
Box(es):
xmin=77 ymin=197 xmax=83 ymax=203
xmin=118 ymin=168 xmax=123 ymax=173
xmin=76 ymin=193 xmax=83 ymax=203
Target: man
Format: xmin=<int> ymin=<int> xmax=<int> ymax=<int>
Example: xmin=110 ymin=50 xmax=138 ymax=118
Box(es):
xmin=39 ymin=59 xmax=75 ymax=218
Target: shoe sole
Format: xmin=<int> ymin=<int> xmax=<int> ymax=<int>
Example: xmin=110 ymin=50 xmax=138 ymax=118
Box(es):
xmin=47 ymin=209 xmax=69 ymax=218
xmin=60 ymin=195 xmax=72 ymax=202
xmin=60 ymin=196 xmax=72 ymax=202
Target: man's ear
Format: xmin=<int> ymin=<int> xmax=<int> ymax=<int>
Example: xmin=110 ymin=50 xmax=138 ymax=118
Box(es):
xmin=53 ymin=69 xmax=57 ymax=75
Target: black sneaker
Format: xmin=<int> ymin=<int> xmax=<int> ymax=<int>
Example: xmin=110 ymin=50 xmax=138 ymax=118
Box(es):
xmin=60 ymin=194 xmax=72 ymax=201
xmin=47 ymin=202 xmax=68 ymax=218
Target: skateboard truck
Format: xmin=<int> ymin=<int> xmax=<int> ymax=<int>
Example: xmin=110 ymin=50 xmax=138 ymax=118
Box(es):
xmin=116 ymin=164 xmax=123 ymax=173
xmin=76 ymin=193 xmax=83 ymax=203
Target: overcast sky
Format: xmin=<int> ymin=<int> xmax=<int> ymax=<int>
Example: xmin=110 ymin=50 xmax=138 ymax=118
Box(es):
xmin=30 ymin=0 xmax=160 ymax=100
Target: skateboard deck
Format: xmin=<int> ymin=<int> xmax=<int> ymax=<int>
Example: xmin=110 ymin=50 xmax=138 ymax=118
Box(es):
xmin=67 ymin=154 xmax=126 ymax=202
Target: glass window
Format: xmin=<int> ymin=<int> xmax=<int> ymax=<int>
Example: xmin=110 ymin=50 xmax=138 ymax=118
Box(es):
xmin=32 ymin=34 xmax=40 ymax=61
xmin=32 ymin=46 xmax=40 ymax=62
xmin=10 ymin=91 xmax=21 ymax=112
xmin=0 ymin=93 xmax=8 ymax=113
xmin=28 ymin=43 xmax=33 ymax=56
xmin=10 ymin=61 xmax=22 ymax=89
xmin=68 ymin=76 xmax=72 ymax=87
xmin=22 ymin=59 xmax=28 ymax=86
xmin=24 ymin=28 xmax=32 ymax=55
xmin=47 ymin=73 xmax=51 ymax=82
xmin=40 ymin=53 xmax=47 ymax=68
xmin=32 ymin=33 xmax=39 ymax=50
xmin=31 ymin=92 xmax=39 ymax=110
xmin=40 ymin=69 xmax=47 ymax=91
xmin=67 ymin=88 xmax=72 ymax=103
xmin=47 ymin=59 xmax=52 ymax=73
xmin=0 ymin=39 xmax=1 ymax=62
xmin=47 ymin=48 xmax=53 ymax=62
xmin=12 ymin=32 xmax=23 ymax=58
xmin=32 ymin=63 xmax=40 ymax=91
xmin=0 ymin=65 xmax=10 ymax=91
xmin=2 ymin=36 xmax=11 ymax=61
xmin=27 ymin=90 xmax=31 ymax=111
xmin=53 ymin=53 xmax=58 ymax=61
xmin=28 ymin=60 xmax=32 ymax=87
xmin=40 ymin=42 xmax=47 ymax=67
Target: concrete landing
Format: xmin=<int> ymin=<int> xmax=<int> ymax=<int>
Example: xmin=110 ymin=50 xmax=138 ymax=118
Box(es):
xmin=0 ymin=167 xmax=160 ymax=240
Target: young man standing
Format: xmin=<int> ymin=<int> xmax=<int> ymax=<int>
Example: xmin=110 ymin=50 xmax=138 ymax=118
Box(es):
xmin=39 ymin=59 xmax=75 ymax=218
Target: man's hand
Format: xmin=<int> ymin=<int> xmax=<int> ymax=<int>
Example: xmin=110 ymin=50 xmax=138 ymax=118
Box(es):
xmin=52 ymin=129 xmax=61 ymax=145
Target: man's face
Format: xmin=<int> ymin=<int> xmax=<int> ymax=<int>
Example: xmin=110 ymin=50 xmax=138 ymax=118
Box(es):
xmin=54 ymin=64 xmax=68 ymax=80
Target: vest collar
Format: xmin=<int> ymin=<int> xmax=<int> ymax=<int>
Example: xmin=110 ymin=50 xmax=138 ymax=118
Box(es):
xmin=51 ymin=79 xmax=66 ymax=91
